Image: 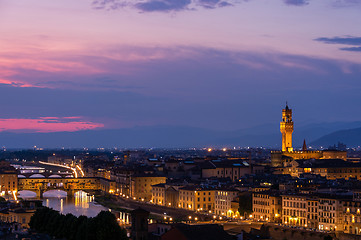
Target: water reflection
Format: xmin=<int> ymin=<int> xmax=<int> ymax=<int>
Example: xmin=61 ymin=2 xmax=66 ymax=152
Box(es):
xmin=117 ymin=211 xmax=130 ymax=225
xmin=19 ymin=190 xmax=108 ymax=218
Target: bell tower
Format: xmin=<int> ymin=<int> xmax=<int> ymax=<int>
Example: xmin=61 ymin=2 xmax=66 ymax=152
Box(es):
xmin=280 ymin=103 xmax=293 ymax=152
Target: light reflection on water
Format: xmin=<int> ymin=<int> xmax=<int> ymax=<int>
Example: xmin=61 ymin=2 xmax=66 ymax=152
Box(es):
xmin=19 ymin=190 xmax=108 ymax=218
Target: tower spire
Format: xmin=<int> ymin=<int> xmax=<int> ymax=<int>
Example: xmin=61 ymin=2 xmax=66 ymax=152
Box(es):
xmin=302 ymin=139 xmax=307 ymax=151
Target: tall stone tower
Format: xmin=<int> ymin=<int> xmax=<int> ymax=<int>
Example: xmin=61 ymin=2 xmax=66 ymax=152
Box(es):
xmin=280 ymin=103 xmax=293 ymax=152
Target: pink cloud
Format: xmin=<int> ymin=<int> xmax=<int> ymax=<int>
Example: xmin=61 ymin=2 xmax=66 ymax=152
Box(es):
xmin=0 ymin=78 xmax=38 ymax=88
xmin=0 ymin=117 xmax=104 ymax=133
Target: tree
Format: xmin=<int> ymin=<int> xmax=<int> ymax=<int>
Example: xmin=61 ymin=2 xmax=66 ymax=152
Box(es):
xmin=238 ymin=192 xmax=252 ymax=216
xmin=324 ymin=236 xmax=333 ymax=240
xmin=94 ymin=211 xmax=127 ymax=240
xmin=29 ymin=208 xmax=128 ymax=240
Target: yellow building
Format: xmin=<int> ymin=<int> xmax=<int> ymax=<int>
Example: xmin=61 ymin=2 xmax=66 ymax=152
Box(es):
xmin=178 ymin=186 xmax=215 ymax=212
xmin=215 ymin=189 xmax=239 ymax=217
xmin=289 ymin=158 xmax=361 ymax=180
xmin=152 ymin=183 xmax=166 ymax=205
xmin=151 ymin=184 xmax=180 ymax=208
xmin=252 ymin=190 xmax=282 ymax=222
xmin=307 ymin=199 xmax=318 ymax=229
xmin=323 ymin=150 xmax=347 ymax=160
xmin=282 ymin=194 xmax=308 ymax=227
xmin=343 ymin=193 xmax=361 ymax=235
xmin=0 ymin=161 xmax=18 ymax=197
xmin=131 ymin=174 xmax=166 ymax=201
xmin=317 ymin=196 xmax=343 ymax=232
xmin=99 ymin=177 xmax=116 ymax=193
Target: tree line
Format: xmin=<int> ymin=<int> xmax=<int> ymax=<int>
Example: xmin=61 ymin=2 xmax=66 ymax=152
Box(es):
xmin=29 ymin=207 xmax=128 ymax=240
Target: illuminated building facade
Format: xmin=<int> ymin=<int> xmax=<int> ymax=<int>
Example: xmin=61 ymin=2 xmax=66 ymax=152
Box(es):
xmin=317 ymin=196 xmax=343 ymax=232
xmin=252 ymin=190 xmax=282 ymax=222
xmin=215 ymin=189 xmax=239 ymax=217
xmin=282 ymin=194 xmax=308 ymax=227
xmin=343 ymin=194 xmax=361 ymax=235
xmin=152 ymin=183 xmax=165 ymax=205
xmin=130 ymin=174 xmax=166 ymax=201
xmin=178 ymin=186 xmax=215 ymax=212
xmin=0 ymin=161 xmax=18 ymax=196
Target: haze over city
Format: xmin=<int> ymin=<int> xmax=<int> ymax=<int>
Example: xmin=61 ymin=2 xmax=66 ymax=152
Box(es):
xmin=1 ymin=0 xmax=361 ymax=148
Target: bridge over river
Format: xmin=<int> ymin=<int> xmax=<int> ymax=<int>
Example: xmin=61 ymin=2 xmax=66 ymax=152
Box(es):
xmin=15 ymin=161 xmax=115 ymax=198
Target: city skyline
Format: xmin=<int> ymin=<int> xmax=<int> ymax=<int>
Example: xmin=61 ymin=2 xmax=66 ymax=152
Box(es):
xmin=1 ymin=0 xmax=361 ymax=139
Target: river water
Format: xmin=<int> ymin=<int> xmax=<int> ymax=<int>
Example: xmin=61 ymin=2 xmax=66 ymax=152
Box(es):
xmin=18 ymin=190 xmax=131 ymax=224
xmin=18 ymin=190 xmax=109 ymax=217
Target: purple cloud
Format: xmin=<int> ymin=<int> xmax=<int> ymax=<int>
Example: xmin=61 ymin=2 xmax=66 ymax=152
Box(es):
xmin=197 ymin=0 xmax=233 ymax=9
xmin=92 ymin=0 xmax=128 ymax=10
xmin=315 ymin=36 xmax=361 ymax=52
xmin=135 ymin=0 xmax=191 ymax=12
xmin=92 ymin=0 xmax=237 ymax=12
xmin=340 ymin=47 xmax=361 ymax=52
xmin=315 ymin=36 xmax=361 ymax=46
xmin=283 ymin=0 xmax=309 ymax=6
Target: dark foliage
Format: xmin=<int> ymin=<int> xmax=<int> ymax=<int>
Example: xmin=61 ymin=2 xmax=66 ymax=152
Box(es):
xmin=238 ymin=192 xmax=252 ymax=216
xmin=29 ymin=207 xmax=128 ymax=240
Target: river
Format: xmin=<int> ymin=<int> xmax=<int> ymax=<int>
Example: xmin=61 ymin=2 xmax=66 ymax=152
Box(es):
xmin=18 ymin=190 xmax=131 ymax=224
xmin=19 ymin=190 xmax=108 ymax=217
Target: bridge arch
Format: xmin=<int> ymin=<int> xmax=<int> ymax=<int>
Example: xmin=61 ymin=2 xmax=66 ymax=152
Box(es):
xmin=18 ymin=190 xmax=37 ymax=199
xmin=29 ymin=174 xmax=45 ymax=178
xmin=49 ymin=174 xmax=62 ymax=178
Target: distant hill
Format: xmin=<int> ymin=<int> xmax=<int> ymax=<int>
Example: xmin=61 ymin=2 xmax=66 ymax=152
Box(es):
xmin=310 ymin=127 xmax=361 ymax=148
xmin=0 ymin=121 xmax=360 ymax=149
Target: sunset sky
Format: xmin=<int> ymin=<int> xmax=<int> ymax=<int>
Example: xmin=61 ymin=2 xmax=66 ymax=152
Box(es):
xmin=1 ymin=0 xmax=361 ymax=133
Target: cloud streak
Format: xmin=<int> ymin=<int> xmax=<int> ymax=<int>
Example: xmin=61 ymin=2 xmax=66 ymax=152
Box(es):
xmin=283 ymin=0 xmax=309 ymax=6
xmin=340 ymin=47 xmax=361 ymax=52
xmin=92 ymin=0 xmax=361 ymax=12
xmin=0 ymin=117 xmax=104 ymax=133
xmin=315 ymin=36 xmax=361 ymax=46
xmin=135 ymin=0 xmax=191 ymax=12
xmin=315 ymin=36 xmax=361 ymax=52
xmin=92 ymin=0 xmax=237 ymax=12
